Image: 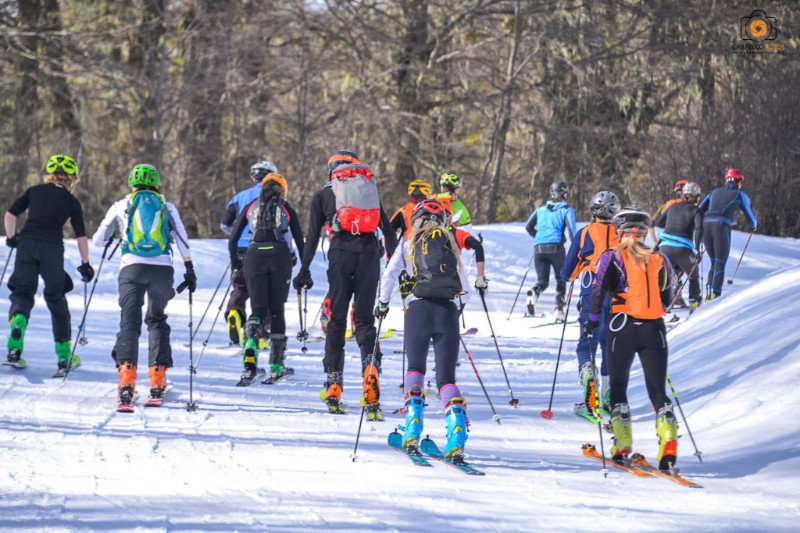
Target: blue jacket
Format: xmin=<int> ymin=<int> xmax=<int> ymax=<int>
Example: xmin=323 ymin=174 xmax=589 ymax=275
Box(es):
xmin=698 ymin=184 xmax=757 ymax=230
xmin=525 ymin=201 xmax=577 ymax=246
xmin=220 ymin=183 xmax=262 ymax=248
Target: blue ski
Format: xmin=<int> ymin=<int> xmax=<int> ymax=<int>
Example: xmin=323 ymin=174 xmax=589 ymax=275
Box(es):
xmin=420 ymin=438 xmax=485 ymax=475
xmin=388 ymin=431 xmax=432 ymax=467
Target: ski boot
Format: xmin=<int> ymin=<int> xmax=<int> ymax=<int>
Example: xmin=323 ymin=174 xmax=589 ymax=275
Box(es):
xmin=600 ymin=374 xmax=611 ymax=414
xmin=240 ymin=317 xmax=262 ymax=381
xmin=688 ymin=299 xmax=700 ymax=315
xmin=656 ymin=405 xmax=679 ymax=472
xmin=580 ymin=362 xmax=598 ymax=413
xmin=610 ymin=403 xmax=633 ymax=462
xmin=227 ymin=309 xmax=244 ymax=345
xmin=54 ymin=340 xmax=80 ymax=376
xmin=444 ymin=398 xmax=468 ymax=462
xmin=268 ymin=334 xmax=287 ymax=379
xmin=117 ymin=361 xmax=137 ymax=410
xmin=320 ymin=371 xmax=344 ymax=414
xmin=7 ymin=314 xmax=27 ymax=366
xmin=402 ymin=395 xmax=425 ymax=451
xmin=526 ymin=287 xmax=541 ymax=316
xmin=148 ymin=364 xmax=168 ymax=403
xmin=362 ymin=359 xmax=383 ymax=421
xmin=554 ymin=294 xmax=567 ymax=322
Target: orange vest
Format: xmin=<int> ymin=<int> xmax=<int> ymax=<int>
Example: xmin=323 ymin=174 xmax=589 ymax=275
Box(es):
xmin=569 ymin=221 xmax=619 ymax=281
xmin=611 ymin=251 xmax=666 ymax=319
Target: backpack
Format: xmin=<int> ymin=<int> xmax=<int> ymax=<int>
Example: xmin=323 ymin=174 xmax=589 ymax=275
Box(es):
xmin=247 ymin=192 xmax=290 ymax=243
xmin=330 ymin=163 xmax=380 ymax=234
xmin=411 ymin=228 xmax=463 ymax=300
xmin=126 ymin=190 xmax=171 ymax=257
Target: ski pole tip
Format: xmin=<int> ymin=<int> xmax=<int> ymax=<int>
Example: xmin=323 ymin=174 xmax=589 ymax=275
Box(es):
xmin=540 ymin=409 xmax=553 ymax=420
xmin=350 ymin=453 xmax=358 ymax=463
xmin=492 ymin=414 xmax=502 ymax=424
xmin=509 ymin=398 xmax=519 ymax=408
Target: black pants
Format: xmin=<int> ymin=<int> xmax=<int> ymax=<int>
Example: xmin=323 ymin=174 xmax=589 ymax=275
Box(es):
xmin=324 ymin=248 xmax=381 ymax=373
xmin=404 ymin=298 xmax=460 ymax=389
xmin=607 ymin=316 xmax=669 ymax=409
xmin=534 ymin=244 xmax=566 ymax=304
xmin=226 ymin=248 xmax=257 ymax=320
xmin=660 ymin=246 xmax=700 ymax=302
xmin=703 ymin=221 xmax=731 ymax=297
xmin=244 ymin=242 xmax=292 ymax=335
xmin=7 ymin=238 xmax=71 ymax=341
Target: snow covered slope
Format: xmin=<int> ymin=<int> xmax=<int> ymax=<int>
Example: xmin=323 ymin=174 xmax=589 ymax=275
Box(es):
xmin=0 ymin=226 xmax=798 ymax=531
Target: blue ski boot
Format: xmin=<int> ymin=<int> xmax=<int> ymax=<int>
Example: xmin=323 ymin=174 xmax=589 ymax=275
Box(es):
xmin=444 ymin=398 xmax=468 ymax=461
xmin=402 ymin=396 xmax=425 ymax=451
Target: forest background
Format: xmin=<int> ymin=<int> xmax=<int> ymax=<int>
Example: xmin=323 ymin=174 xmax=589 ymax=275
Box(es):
xmin=1 ymin=0 xmax=797 ymax=237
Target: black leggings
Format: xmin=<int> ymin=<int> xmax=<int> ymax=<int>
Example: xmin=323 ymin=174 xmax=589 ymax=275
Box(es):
xmin=404 ymin=298 xmax=460 ymax=389
xmin=244 ymin=242 xmax=292 ymax=334
xmin=534 ymin=244 xmax=566 ymax=301
xmin=606 ymin=316 xmax=669 ymax=409
xmin=703 ymin=221 xmax=731 ymax=296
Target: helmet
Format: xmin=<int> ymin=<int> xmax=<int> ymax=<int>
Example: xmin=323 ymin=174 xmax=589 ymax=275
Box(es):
xmin=408 ymin=179 xmax=431 ymax=198
xmin=550 ymin=180 xmax=569 ymax=199
xmin=682 ymin=182 xmax=701 ymax=199
xmin=250 ymin=160 xmax=278 ymax=180
xmin=613 ymin=205 xmax=651 ymax=235
xmin=589 ymin=190 xmax=621 ymax=219
xmin=328 ymin=150 xmax=359 ymax=173
xmin=440 ymin=172 xmax=461 ymax=189
xmin=411 ymin=199 xmax=449 ymax=226
xmin=725 ymin=168 xmax=743 ymax=183
xmin=262 ymin=172 xmax=288 ymax=197
xmin=46 ymin=154 xmax=79 ymax=176
xmin=128 ymin=164 xmax=161 ymax=188
xmin=673 ymin=179 xmax=688 ymax=193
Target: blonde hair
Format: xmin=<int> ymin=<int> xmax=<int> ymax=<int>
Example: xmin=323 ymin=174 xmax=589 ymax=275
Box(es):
xmin=44 ymin=173 xmax=77 ymax=190
xmin=405 ymin=218 xmax=463 ymax=274
xmin=615 ymin=232 xmax=652 ymax=269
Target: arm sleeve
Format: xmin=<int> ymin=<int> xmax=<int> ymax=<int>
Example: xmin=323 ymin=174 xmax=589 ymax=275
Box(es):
xmin=525 ymin=210 xmax=538 ymax=239
xmin=379 ymin=204 xmax=398 ymax=259
xmin=228 ymin=204 xmax=250 ymax=261
xmin=379 ymin=240 xmax=407 ymax=304
xmin=739 ymin=192 xmax=758 ymax=230
xmin=7 ymin=189 xmax=30 ymax=216
xmin=462 ymin=236 xmax=485 ymax=263
xmin=167 ymin=203 xmax=191 ymax=258
xmin=69 ymin=197 xmax=87 ymax=238
xmin=220 ymin=202 xmax=238 ymax=235
xmin=697 ymin=194 xmax=710 ymax=214
xmin=286 ymin=203 xmax=305 ymax=258
xmin=561 ymin=227 xmax=585 ymax=281
xmin=565 ymin=207 xmax=577 ymax=241
xmin=300 ymin=192 xmax=325 ymax=270
xmin=693 ymin=209 xmax=704 ymax=250
xmin=91 ymin=202 xmax=121 ymax=248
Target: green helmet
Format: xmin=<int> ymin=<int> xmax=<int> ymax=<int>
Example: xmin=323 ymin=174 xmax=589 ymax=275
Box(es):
xmin=440 ymin=172 xmax=461 ymax=188
xmin=46 ymin=154 xmax=79 ymax=176
xmin=128 ymin=164 xmax=161 ymax=188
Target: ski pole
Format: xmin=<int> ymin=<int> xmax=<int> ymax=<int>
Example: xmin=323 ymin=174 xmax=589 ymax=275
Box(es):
xmin=63 ymin=238 xmax=121 ymax=381
xmin=192 ymin=272 xmax=235 ymax=373
xmin=727 ymin=230 xmax=754 ymax=285
xmin=540 ymin=282 xmax=574 ymax=419
xmin=186 ymin=289 xmax=198 ymax=411
xmin=192 ymin=262 xmax=230 ymax=340
xmin=665 ymin=373 xmax=702 ymax=462
xmin=460 ymin=334 xmax=501 ymax=424
xmin=351 ymin=315 xmax=384 ymax=461
xmin=478 ymin=289 xmax=518 ymax=407
xmin=0 ymin=248 xmax=14 ymax=288
xmin=667 ymin=250 xmax=703 ymax=312
xmin=507 ymin=250 xmax=534 ymax=320
xmin=79 ymin=283 xmax=89 ymax=346
xmin=296 ymin=289 xmax=309 ymax=353
xmin=587 ymin=330 xmax=608 ymax=476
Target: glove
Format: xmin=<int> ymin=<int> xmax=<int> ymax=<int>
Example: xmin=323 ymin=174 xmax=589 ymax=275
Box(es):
xmin=6 ymin=236 xmax=17 ymax=248
xmin=292 ymin=268 xmax=313 ymax=291
xmin=177 ymin=260 xmax=197 ymax=293
xmin=291 ymin=252 xmax=298 ymax=267
xmin=77 ymin=262 xmax=95 ymax=283
xmin=231 ymin=256 xmax=243 ymax=271
xmin=474 ymin=276 xmax=489 ymax=293
xmin=581 ymin=319 xmax=600 ymax=338
xmin=398 ymin=271 xmax=415 ymax=297
xmin=374 ymin=301 xmax=389 ymax=319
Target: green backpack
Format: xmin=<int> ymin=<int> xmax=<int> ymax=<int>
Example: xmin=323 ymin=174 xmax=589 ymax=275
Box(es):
xmin=126 ymin=190 xmax=171 ymax=257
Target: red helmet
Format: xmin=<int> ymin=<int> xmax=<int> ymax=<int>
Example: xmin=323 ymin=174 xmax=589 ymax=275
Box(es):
xmin=725 ymin=168 xmax=743 ymax=183
xmin=673 ymin=179 xmax=688 ymax=193
xmin=411 ymin=199 xmax=449 ymax=226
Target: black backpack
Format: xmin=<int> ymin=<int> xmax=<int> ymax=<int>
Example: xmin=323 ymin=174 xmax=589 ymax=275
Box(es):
xmin=411 ymin=228 xmax=463 ymax=300
xmin=247 ymin=191 xmax=290 ymax=243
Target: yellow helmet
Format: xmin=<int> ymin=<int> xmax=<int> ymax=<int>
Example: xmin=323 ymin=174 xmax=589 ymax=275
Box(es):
xmin=408 ymin=179 xmax=431 ymax=197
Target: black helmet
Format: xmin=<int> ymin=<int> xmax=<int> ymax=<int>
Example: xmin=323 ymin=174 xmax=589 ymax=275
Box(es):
xmin=589 ymin=191 xmax=620 ymax=219
xmin=550 ymin=181 xmax=569 ymax=199
xmin=613 ymin=205 xmax=651 ymax=235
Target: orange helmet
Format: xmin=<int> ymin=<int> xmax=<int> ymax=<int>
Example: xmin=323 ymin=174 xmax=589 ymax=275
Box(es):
xmin=262 ymin=173 xmax=288 ymax=197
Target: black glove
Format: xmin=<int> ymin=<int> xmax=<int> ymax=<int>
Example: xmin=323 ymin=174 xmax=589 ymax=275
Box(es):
xmin=77 ymin=262 xmax=95 ymax=283
xmin=398 ymin=271 xmax=415 ymax=297
xmin=581 ymin=319 xmax=600 ymax=338
xmin=231 ymin=256 xmax=243 ymax=271
xmin=374 ymin=301 xmax=389 ymax=319
xmin=292 ymin=268 xmax=313 ymax=291
xmin=6 ymin=236 xmax=17 ymax=248
xmin=291 ymin=252 xmax=298 ymax=267
xmin=177 ymin=260 xmax=197 ymax=293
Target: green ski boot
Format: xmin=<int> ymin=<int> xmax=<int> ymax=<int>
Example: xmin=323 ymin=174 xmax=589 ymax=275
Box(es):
xmin=6 ymin=314 xmax=28 ymax=367
xmin=656 ymin=405 xmax=679 ymax=472
xmin=610 ymin=403 xmax=633 ymax=462
xmin=54 ymin=341 xmax=80 ymax=377
xmin=268 ymin=333 xmax=287 ymax=379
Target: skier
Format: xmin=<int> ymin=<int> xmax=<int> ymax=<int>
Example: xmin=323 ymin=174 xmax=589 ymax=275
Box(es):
xmin=654 ymin=182 xmax=704 ymax=313
xmin=376 ymin=198 xmax=486 ymax=461
xmin=561 ymin=190 xmax=620 ymax=415
xmin=293 ymin=151 xmax=398 ymax=417
xmin=92 ymin=164 xmax=195 ymax=409
xmin=432 ymin=172 xmax=473 ymax=232
xmin=698 ymin=168 xmax=757 ymax=301
xmin=4 ymin=154 xmax=94 ymax=371
xmin=227 ymin=172 xmax=304 ymax=383
xmin=524 ymin=180 xmax=577 ymax=321
xmin=589 ymin=205 xmax=677 ymax=471
xmin=220 ymin=160 xmax=278 ymax=346
xmin=390 ymin=179 xmax=431 ymax=240
xmin=648 ymin=179 xmax=687 ymax=245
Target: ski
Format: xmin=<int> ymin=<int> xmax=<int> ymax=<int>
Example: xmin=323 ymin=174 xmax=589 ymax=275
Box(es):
xmin=667 ymin=314 xmax=680 ymax=323
xmin=462 ymin=327 xmax=478 ymax=335
xmin=388 ymin=431 xmax=432 ymax=467
xmin=235 ymin=367 xmax=266 ymax=387
xmin=574 ymin=404 xmax=612 ymax=432
xmin=581 ymin=443 xmax=653 ymax=478
xmin=2 ymin=353 xmax=26 ymax=370
xmin=144 ymin=382 xmax=174 ymax=407
xmin=309 ymin=329 xmax=394 ymax=344
xmin=51 ymin=355 xmax=81 ymax=378
xmin=260 ymin=366 xmax=295 ymax=385
xmin=630 ymin=453 xmax=703 ymax=488
xmin=420 ymin=437 xmax=485 ymax=475
xmin=117 ymin=392 xmax=140 ymax=413
xmin=524 ymin=313 xmax=549 ymax=319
